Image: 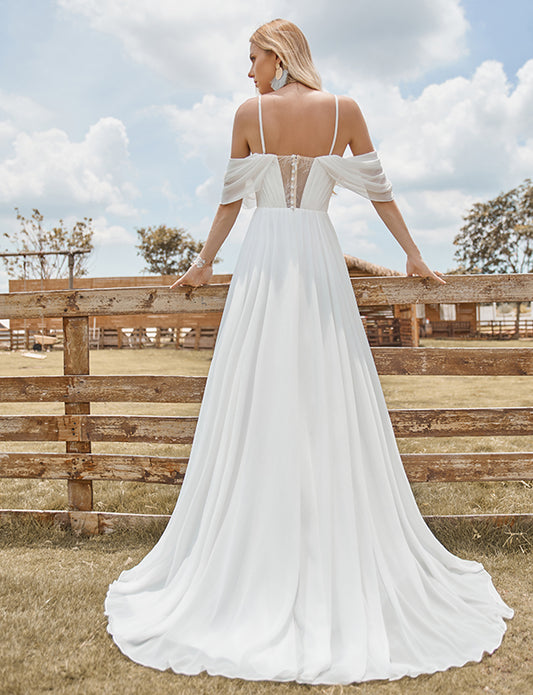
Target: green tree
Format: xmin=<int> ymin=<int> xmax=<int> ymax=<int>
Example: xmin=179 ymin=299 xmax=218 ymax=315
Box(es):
xmin=453 ymin=179 xmax=533 ymax=337
xmin=2 ymin=208 xmax=94 ymax=280
xmin=135 ymin=224 xmax=220 ymax=275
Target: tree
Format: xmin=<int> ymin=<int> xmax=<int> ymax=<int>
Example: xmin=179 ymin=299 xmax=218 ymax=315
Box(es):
xmin=453 ymin=179 xmax=533 ymax=337
xmin=2 ymin=208 xmax=94 ymax=280
xmin=135 ymin=225 xmax=220 ymax=275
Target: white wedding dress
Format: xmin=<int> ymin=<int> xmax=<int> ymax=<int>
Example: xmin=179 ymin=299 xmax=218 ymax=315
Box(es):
xmin=104 ymin=94 xmax=513 ymax=685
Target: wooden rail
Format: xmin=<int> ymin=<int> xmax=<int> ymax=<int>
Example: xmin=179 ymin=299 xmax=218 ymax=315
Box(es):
xmin=2 ymin=274 xmax=532 ymax=319
xmin=1 ymin=273 xmax=532 ymax=534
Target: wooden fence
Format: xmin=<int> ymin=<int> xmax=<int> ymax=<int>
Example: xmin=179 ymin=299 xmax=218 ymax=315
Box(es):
xmin=429 ymin=318 xmax=533 ymax=339
xmin=478 ymin=319 xmax=533 ymax=339
xmin=0 ymin=273 xmax=532 ymax=535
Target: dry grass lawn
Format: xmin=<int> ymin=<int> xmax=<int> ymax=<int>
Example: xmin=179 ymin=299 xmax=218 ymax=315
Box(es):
xmin=0 ymin=341 xmax=532 ymax=693
xmin=0 ymin=520 xmax=531 ymax=695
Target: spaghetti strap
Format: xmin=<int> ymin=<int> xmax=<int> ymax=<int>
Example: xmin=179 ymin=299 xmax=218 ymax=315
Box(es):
xmin=328 ymin=94 xmax=339 ymax=155
xmin=257 ymin=94 xmax=266 ymax=154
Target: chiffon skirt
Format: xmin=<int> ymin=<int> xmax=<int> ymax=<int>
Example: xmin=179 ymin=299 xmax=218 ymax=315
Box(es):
xmin=104 ymin=207 xmax=513 ymax=684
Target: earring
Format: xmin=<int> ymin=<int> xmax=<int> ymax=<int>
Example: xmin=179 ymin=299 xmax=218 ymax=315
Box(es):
xmin=271 ymin=64 xmax=288 ymax=90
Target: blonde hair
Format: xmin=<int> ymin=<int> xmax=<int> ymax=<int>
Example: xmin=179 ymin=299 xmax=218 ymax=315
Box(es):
xmin=249 ymin=19 xmax=322 ymax=91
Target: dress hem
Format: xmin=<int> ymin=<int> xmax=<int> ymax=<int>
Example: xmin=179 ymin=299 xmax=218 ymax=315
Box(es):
xmin=103 ymin=597 xmax=512 ymax=686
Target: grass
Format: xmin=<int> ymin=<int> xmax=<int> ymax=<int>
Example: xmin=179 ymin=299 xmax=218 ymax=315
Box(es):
xmin=0 ymin=341 xmax=532 ymax=693
xmin=0 ymin=520 xmax=531 ymax=695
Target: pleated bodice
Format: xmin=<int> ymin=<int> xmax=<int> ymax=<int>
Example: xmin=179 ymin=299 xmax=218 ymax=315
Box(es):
xmin=221 ymin=151 xmax=394 ymax=211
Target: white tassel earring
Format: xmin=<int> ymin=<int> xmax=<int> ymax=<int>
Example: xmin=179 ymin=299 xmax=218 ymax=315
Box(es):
xmin=271 ymin=63 xmax=288 ymax=90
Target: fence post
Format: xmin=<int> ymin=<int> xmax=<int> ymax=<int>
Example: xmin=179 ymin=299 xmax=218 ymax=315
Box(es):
xmin=63 ymin=316 xmax=93 ymax=511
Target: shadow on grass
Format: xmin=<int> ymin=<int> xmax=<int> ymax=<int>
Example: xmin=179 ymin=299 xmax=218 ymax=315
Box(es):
xmin=1 ymin=515 xmax=531 ymax=557
xmin=0 ymin=517 xmax=164 ymax=552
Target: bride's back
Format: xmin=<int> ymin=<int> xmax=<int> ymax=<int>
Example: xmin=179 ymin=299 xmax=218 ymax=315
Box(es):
xmin=248 ymin=87 xmax=345 ymax=158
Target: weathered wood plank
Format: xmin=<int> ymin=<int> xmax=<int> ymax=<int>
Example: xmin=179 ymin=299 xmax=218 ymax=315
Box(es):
xmin=1 ymin=274 xmax=532 ymax=318
xmin=390 ymin=407 xmax=533 ymax=437
xmin=82 ymin=416 xmax=196 ymax=442
xmin=7 ymin=273 xmax=231 ymax=292
xmin=373 ymin=347 xmax=533 ymax=375
xmin=354 ymin=273 xmax=533 ymax=305
xmin=0 ymin=415 xmax=81 ymax=441
xmin=6 ymin=272 xmax=533 ymax=302
xmin=402 ymin=452 xmax=533 ymax=482
xmin=2 ymin=408 xmax=533 ymax=442
xmin=1 ymin=451 xmax=532 ymax=483
xmin=63 ymin=317 xmax=93 ymax=512
xmin=0 ymin=453 xmax=188 ymax=483
xmin=1 ymin=509 xmax=532 ymax=536
xmin=0 ymin=415 xmax=197 ymax=442
xmin=1 ymin=345 xmax=532 ymax=407
xmin=0 ymin=375 xmax=207 ymax=402
xmin=0 ymin=285 xmax=229 ymax=318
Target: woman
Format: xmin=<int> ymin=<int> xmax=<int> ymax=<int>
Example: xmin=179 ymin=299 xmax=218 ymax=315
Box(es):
xmin=105 ymin=19 xmax=513 ymax=685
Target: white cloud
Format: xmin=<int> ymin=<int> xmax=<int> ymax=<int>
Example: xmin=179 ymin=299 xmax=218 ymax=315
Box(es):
xmin=156 ymin=93 xmax=246 ymax=163
xmin=59 ymin=0 xmax=469 ymax=89
xmin=374 ymin=59 xmax=533 ymax=194
xmin=0 ymin=116 xmax=140 ymax=216
xmin=510 ymin=60 xmax=533 ymax=134
xmin=91 ymin=216 xmax=134 ymax=244
xmin=328 ymin=189 xmax=381 ymax=259
xmin=0 ymin=89 xmax=53 ymax=130
xmin=303 ymin=0 xmax=468 ymax=83
xmin=59 ymin=0 xmax=257 ymax=91
xmin=154 ymin=92 xmax=247 ymax=205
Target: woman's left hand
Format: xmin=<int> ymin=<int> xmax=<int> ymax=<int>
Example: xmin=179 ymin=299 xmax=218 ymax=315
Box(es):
xmin=406 ymin=254 xmax=446 ymax=284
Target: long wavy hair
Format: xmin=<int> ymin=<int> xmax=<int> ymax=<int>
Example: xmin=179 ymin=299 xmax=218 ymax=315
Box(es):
xmin=249 ymin=19 xmax=322 ymax=91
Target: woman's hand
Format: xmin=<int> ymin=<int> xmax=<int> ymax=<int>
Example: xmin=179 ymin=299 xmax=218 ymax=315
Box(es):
xmin=170 ymin=264 xmax=213 ymax=289
xmin=406 ymin=253 xmax=446 ymax=284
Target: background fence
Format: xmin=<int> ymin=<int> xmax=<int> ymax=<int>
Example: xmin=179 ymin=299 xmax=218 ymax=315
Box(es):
xmin=0 ymin=273 xmax=532 ymax=534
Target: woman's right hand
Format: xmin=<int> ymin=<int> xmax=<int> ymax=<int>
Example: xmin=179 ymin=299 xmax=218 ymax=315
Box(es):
xmin=170 ymin=264 xmax=213 ymax=289
xmin=406 ymin=254 xmax=446 ymax=284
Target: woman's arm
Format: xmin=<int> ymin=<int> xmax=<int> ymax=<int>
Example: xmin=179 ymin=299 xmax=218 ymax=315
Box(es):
xmin=170 ymin=200 xmax=242 ymax=288
xmin=371 ymin=200 xmax=445 ymax=283
xmin=344 ymin=97 xmax=446 ymax=284
xmin=171 ymin=102 xmax=254 ymax=288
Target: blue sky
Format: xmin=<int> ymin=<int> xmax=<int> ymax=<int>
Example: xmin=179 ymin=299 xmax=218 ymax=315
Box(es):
xmin=1 ymin=0 xmax=532 ymax=292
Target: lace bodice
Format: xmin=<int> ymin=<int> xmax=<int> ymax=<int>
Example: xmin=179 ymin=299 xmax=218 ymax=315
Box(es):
xmin=277 ymin=154 xmax=315 ymax=209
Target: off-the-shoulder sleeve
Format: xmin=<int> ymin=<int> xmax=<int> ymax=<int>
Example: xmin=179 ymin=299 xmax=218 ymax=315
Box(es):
xmin=318 ymin=151 xmax=394 ymax=201
xmin=220 ymin=155 xmax=275 ymax=208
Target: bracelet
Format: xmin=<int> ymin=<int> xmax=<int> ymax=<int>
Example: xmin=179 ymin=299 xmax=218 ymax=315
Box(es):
xmin=191 ymin=254 xmax=209 ymax=269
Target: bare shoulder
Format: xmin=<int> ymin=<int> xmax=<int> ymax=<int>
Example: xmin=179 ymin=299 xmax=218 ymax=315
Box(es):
xmin=230 ymin=97 xmax=258 ymax=158
xmin=234 ymin=97 xmax=258 ymax=125
xmin=337 ymin=95 xmax=366 ymax=123
xmin=336 ymin=95 xmax=373 ymax=152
